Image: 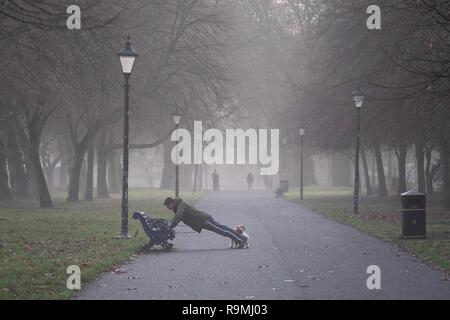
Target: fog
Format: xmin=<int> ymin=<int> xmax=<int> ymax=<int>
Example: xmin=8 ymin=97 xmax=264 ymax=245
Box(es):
xmin=0 ymin=0 xmax=449 ymax=207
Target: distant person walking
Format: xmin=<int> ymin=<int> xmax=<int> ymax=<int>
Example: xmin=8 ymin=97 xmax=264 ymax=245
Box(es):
xmin=212 ymin=169 xmax=220 ymax=191
xmin=246 ymin=173 xmax=254 ymax=190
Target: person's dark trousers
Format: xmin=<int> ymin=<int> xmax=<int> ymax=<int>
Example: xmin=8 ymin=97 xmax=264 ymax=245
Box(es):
xmin=202 ymin=219 xmax=243 ymax=242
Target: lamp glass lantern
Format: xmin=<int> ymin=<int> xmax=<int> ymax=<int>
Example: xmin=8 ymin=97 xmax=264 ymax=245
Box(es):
xmin=118 ymin=36 xmax=138 ymax=75
xmin=352 ymin=89 xmax=365 ymax=109
xmin=299 ymin=127 xmax=305 ymax=136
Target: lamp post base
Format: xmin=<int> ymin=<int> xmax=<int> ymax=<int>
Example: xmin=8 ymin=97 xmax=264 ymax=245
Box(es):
xmin=116 ymin=233 xmax=132 ymax=240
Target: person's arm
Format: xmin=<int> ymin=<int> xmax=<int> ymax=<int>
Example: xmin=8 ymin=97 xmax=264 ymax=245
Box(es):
xmin=170 ymin=216 xmax=182 ymax=229
xmin=169 ymin=201 xmax=187 ymax=229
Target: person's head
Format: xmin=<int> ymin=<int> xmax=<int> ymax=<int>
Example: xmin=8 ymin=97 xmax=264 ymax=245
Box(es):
xmin=164 ymin=197 xmax=176 ymax=211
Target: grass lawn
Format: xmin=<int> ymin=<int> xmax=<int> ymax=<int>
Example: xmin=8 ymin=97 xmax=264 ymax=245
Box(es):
xmin=0 ymin=189 xmax=201 ymax=300
xmin=285 ymin=186 xmax=450 ymax=273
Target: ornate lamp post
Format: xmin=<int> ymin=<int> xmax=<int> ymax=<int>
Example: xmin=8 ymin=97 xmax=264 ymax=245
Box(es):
xmin=352 ymin=89 xmax=365 ymax=216
xmin=173 ymin=111 xmax=183 ymax=198
xmin=117 ymin=36 xmax=138 ymax=239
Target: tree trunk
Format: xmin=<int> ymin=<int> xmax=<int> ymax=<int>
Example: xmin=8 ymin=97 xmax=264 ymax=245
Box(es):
xmin=107 ymin=151 xmax=120 ymax=193
xmin=29 ymin=136 xmax=53 ymax=207
xmin=44 ymin=165 xmax=55 ymax=191
xmin=371 ymin=153 xmax=377 ymax=187
xmin=361 ymin=146 xmax=372 ymax=196
xmin=5 ymin=120 xmax=28 ymax=198
xmin=415 ymin=142 xmax=426 ymax=193
xmin=374 ymin=144 xmax=388 ymax=197
xmin=57 ymin=135 xmax=69 ymax=191
xmin=387 ymin=150 xmax=393 ymax=191
xmin=59 ymin=153 xmax=69 ymax=191
xmin=96 ymin=129 xmax=109 ymax=198
xmin=396 ymin=144 xmax=408 ymax=195
xmin=440 ymin=137 xmax=450 ymax=209
xmin=14 ymin=117 xmax=37 ymax=197
xmin=160 ymin=139 xmax=175 ymax=189
xmin=84 ymin=142 xmax=94 ymax=201
xmin=0 ymin=131 xmax=12 ymax=201
xmin=425 ymin=149 xmax=433 ymax=194
xmin=67 ymin=143 xmax=89 ymax=202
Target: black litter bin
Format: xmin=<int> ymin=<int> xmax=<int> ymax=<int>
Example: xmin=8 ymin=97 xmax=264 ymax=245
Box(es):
xmin=401 ymin=190 xmax=426 ymax=239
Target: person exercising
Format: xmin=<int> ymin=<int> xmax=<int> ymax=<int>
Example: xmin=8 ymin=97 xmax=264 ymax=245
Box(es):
xmin=163 ymin=197 xmax=247 ymax=248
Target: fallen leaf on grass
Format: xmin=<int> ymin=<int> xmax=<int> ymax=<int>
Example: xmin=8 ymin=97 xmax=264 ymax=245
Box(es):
xmin=110 ymin=267 xmax=127 ymax=274
xmin=3 ymin=286 xmax=16 ymax=293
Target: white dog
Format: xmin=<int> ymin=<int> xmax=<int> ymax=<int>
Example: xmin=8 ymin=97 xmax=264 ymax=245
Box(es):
xmin=231 ymin=224 xmax=250 ymax=248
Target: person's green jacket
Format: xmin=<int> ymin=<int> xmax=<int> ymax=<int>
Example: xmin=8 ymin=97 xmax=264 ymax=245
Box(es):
xmin=170 ymin=198 xmax=212 ymax=233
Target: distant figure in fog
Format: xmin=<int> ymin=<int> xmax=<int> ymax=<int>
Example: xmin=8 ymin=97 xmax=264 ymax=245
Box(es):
xmin=212 ymin=169 xmax=220 ymax=191
xmin=246 ymin=173 xmax=254 ymax=190
xmin=274 ymin=182 xmax=288 ymax=198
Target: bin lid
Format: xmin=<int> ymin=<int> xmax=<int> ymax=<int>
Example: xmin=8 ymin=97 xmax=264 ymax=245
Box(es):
xmin=401 ymin=190 xmax=425 ymax=196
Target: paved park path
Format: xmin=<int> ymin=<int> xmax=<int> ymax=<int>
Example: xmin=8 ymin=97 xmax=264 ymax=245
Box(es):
xmin=76 ymin=191 xmax=449 ymax=300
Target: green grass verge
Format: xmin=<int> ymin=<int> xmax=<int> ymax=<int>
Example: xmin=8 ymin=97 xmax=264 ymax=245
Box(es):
xmin=285 ymin=187 xmax=450 ymax=272
xmin=0 ymin=189 xmax=202 ymax=300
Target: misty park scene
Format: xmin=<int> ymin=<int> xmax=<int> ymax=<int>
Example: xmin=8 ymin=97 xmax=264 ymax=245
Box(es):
xmin=0 ymin=0 xmax=449 ymax=304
